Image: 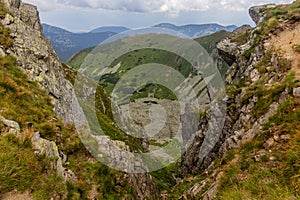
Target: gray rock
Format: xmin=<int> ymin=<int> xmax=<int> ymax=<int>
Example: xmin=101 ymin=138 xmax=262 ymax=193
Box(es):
xmin=232 ymin=25 xmax=252 ymax=35
xmin=129 ymin=173 xmax=159 ymax=200
xmin=2 ymin=0 xmax=81 ymax=124
xmin=0 ymin=115 xmax=20 ymax=135
xmin=280 ymin=134 xmax=291 ymax=141
xmin=249 ymin=4 xmax=276 ymax=25
xmin=31 ymin=132 xmax=77 ymax=181
xmin=264 ymin=138 xmax=275 ymax=149
xmin=293 ymin=87 xmax=300 ymax=97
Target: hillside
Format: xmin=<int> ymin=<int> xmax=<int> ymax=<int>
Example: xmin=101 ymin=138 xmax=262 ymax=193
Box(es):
xmin=67 ymin=30 xmax=230 ymax=70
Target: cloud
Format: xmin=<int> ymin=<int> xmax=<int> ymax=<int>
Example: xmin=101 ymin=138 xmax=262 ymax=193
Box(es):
xmin=23 ymin=0 xmax=59 ymax=11
xmin=24 ymin=0 xmax=293 ymax=13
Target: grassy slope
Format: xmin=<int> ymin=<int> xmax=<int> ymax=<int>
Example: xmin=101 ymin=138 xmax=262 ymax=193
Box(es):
xmin=194 ymin=30 xmax=231 ymax=54
xmin=217 ymin=2 xmax=300 ymax=198
xmin=169 ymin=1 xmax=300 ymax=199
xmin=0 ymin=2 xmax=135 ymax=199
xmin=67 ymin=30 xmax=230 ymax=102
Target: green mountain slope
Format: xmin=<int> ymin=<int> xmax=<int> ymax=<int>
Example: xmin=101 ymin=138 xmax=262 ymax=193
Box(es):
xmin=67 ymin=30 xmax=230 ymax=102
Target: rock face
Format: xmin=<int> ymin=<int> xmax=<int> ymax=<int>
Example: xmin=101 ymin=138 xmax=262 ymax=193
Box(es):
xmin=31 ymin=132 xmax=77 ymax=181
xmin=182 ymin=5 xmax=291 ymax=175
xmin=249 ymin=4 xmax=276 ymax=25
xmin=0 ymin=116 xmax=76 ymax=181
xmin=2 ymin=0 xmax=78 ymax=124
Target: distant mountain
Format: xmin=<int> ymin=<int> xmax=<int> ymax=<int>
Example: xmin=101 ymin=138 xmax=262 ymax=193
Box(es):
xmin=90 ymin=26 xmax=129 ymax=33
xmin=43 ymin=23 xmax=237 ymax=62
xmin=67 ymin=30 xmax=231 ymax=70
xmin=153 ymin=23 xmax=237 ymax=38
xmin=42 ymin=24 xmax=118 ymax=61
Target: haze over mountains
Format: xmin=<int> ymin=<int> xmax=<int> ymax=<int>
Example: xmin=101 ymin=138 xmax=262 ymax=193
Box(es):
xmin=42 ymin=23 xmax=237 ymax=62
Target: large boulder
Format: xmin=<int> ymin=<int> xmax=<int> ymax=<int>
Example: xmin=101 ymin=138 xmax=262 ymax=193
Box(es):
xmin=31 ymin=132 xmax=77 ymax=181
xmin=0 ymin=115 xmax=20 ymax=135
xmin=249 ymin=4 xmax=276 ymax=25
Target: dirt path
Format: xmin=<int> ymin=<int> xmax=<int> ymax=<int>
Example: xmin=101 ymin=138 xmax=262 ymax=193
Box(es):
xmin=1 ymin=191 xmax=32 ymax=200
xmin=267 ymin=23 xmax=300 ymax=78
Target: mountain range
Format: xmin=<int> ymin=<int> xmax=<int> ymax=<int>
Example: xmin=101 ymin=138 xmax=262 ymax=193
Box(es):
xmin=42 ymin=23 xmax=237 ymax=62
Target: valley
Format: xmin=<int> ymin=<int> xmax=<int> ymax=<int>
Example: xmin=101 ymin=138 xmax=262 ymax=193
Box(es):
xmin=0 ymin=0 xmax=300 ymax=199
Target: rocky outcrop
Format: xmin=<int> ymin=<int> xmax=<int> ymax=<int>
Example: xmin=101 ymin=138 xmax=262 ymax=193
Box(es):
xmin=1 ymin=0 xmax=78 ymax=124
xmin=31 ymin=132 xmax=77 ymax=181
xmin=182 ymin=3 xmax=293 ymax=176
xmin=129 ymin=173 xmax=159 ymax=200
xmin=0 ymin=116 xmax=76 ymax=181
xmin=249 ymin=4 xmax=276 ymax=25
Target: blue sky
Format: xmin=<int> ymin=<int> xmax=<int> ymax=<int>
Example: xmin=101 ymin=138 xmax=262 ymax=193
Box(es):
xmin=24 ymin=0 xmax=293 ymax=32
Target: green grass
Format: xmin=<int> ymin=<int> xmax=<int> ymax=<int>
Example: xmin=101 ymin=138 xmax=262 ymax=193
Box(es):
xmin=0 ymin=5 xmax=136 ymax=196
xmin=150 ymin=163 xmax=179 ymax=192
xmin=67 ymin=46 xmax=94 ymax=70
xmin=68 ymin=30 xmax=230 ymax=102
xmin=0 ymin=134 xmax=67 ymax=198
xmin=195 ymin=30 xmax=231 ymax=54
xmin=217 ymin=84 xmax=300 ymax=199
xmin=230 ymin=32 xmax=250 ymax=46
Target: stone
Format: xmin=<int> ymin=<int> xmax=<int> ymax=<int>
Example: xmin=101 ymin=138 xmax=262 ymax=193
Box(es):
xmin=250 ymin=69 xmax=260 ymax=82
xmin=273 ymin=133 xmax=280 ymax=141
xmin=0 ymin=115 xmax=20 ymax=135
xmin=2 ymin=0 xmax=84 ymax=125
xmin=232 ymin=25 xmax=252 ymax=35
xmin=129 ymin=173 xmax=159 ymax=200
xmin=264 ymin=138 xmax=275 ymax=149
xmin=269 ymin=156 xmax=276 ymax=161
xmin=31 ymin=132 xmax=77 ymax=181
xmin=249 ymin=4 xmax=276 ymax=25
xmin=293 ymin=87 xmax=300 ymax=97
xmin=280 ymin=134 xmax=291 ymax=141
xmin=186 ymin=180 xmax=207 ymax=198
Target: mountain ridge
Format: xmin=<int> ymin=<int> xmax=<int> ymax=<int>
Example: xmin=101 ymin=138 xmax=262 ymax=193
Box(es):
xmin=43 ymin=22 xmax=237 ymax=61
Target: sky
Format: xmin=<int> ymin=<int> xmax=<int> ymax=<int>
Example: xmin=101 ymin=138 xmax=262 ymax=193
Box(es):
xmin=23 ymin=0 xmax=294 ymax=32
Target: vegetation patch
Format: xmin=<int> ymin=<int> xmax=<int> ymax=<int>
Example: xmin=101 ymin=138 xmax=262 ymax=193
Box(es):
xmin=217 ymin=94 xmax=300 ymax=199
xmin=230 ymin=32 xmax=250 ymax=46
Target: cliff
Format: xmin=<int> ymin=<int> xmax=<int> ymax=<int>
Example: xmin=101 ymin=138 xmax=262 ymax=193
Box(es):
xmin=177 ymin=1 xmax=300 ymax=199
xmin=1 ymin=0 xmax=77 ymax=124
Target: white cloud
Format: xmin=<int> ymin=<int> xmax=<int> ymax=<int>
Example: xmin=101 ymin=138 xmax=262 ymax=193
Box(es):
xmin=24 ymin=0 xmax=294 ymax=13
xmin=23 ymin=0 xmax=59 ymax=11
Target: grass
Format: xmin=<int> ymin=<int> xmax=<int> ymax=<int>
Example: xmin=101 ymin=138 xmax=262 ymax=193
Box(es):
xmin=294 ymin=44 xmax=300 ymax=53
xmin=240 ymin=68 xmax=294 ymax=118
xmin=97 ymin=48 xmax=193 ymax=98
xmin=195 ymin=30 xmax=231 ymax=54
xmin=0 ymin=134 xmax=66 ymax=198
xmin=0 ymin=4 xmax=136 ymax=196
xmin=230 ymin=32 xmax=250 ymax=46
xmin=217 ymin=104 xmax=300 ymax=199
xmin=0 ymin=53 xmax=137 ymax=198
xmin=217 ymin=83 xmax=300 ymax=199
